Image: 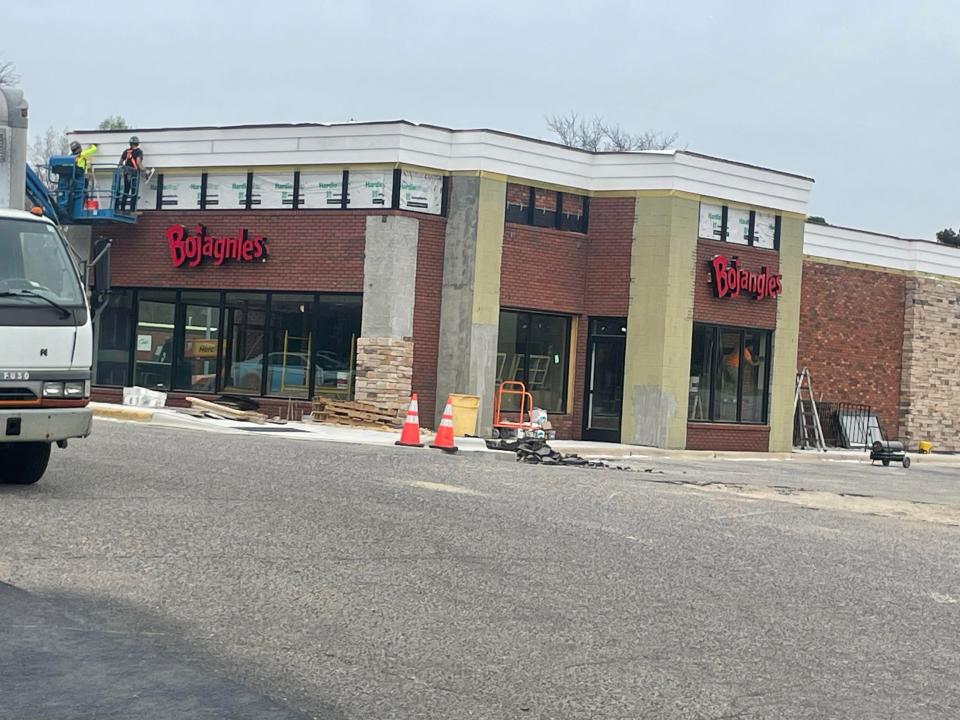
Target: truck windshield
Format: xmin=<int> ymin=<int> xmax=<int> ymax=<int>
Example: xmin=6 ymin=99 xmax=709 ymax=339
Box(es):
xmin=0 ymin=218 xmax=84 ymax=309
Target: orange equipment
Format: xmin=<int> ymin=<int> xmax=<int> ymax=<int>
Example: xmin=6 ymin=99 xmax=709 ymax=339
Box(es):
xmin=492 ymin=381 xmax=539 ymax=438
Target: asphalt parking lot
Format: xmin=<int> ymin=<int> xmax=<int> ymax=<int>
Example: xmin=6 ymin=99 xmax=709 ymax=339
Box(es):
xmin=2 ymin=420 xmax=959 ymax=719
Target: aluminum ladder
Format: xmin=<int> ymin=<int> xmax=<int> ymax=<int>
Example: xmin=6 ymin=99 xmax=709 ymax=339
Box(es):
xmin=793 ymin=367 xmax=827 ymax=451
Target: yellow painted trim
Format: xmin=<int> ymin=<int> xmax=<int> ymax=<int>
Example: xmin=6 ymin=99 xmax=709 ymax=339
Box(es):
xmin=633 ymin=189 xmax=701 ymax=202
xmin=472 ymin=176 xmax=507 ymax=325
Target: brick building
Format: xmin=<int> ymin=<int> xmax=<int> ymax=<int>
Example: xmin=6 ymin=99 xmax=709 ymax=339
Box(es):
xmin=799 ymin=223 xmax=960 ymax=451
xmin=69 ymin=120 xmax=956 ymax=453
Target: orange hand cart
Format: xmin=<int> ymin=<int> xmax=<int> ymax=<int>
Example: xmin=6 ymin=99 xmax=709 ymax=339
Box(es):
xmin=491 ymin=381 xmax=539 ymax=438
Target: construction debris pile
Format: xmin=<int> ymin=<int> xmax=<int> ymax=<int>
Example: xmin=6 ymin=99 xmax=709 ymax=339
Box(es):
xmin=487 ymin=438 xmax=633 ymax=470
xmin=184 ymin=396 xmax=284 ymax=424
xmin=311 ymin=399 xmax=402 ymax=430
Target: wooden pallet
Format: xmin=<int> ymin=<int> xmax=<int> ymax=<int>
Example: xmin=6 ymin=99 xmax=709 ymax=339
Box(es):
xmin=311 ymin=399 xmax=401 ymax=428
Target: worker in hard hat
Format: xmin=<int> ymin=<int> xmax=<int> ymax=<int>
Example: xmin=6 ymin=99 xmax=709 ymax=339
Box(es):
xmin=70 ymin=140 xmax=98 ymax=171
xmin=68 ymin=141 xmax=99 ymax=213
xmin=116 ymin=136 xmax=144 ymax=212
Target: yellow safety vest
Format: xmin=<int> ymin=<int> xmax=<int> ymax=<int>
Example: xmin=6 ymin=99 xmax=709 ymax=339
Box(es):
xmin=75 ymin=143 xmax=98 ymax=171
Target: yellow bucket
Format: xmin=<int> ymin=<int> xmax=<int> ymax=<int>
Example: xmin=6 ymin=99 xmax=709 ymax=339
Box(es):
xmin=449 ymin=394 xmax=480 ymax=436
xmin=918 ymin=440 xmax=933 ymax=454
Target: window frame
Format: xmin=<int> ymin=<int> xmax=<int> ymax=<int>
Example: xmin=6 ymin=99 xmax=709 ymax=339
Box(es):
xmin=689 ymin=323 xmax=773 ymax=425
xmin=498 ymin=308 xmax=572 ymax=414
xmin=504 ymin=183 xmax=589 ymax=233
xmin=95 ymin=288 xmax=361 ymax=400
xmin=697 ymin=202 xmax=781 ymax=250
xmin=154 ymin=169 xmax=449 ymax=216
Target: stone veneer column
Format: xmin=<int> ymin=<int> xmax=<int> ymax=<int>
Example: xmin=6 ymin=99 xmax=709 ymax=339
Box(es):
xmin=353 ymin=337 xmax=413 ymax=415
xmin=354 ymin=215 xmax=419 ymax=415
xmin=899 ymin=275 xmax=960 ymax=451
xmin=434 ymin=174 xmax=506 ymax=434
xmin=620 ymin=194 xmax=698 ymax=449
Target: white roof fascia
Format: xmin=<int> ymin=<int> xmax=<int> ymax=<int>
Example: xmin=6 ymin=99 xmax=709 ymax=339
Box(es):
xmin=804 ymin=222 xmax=960 ymax=279
xmin=68 ymin=122 xmax=813 ymax=213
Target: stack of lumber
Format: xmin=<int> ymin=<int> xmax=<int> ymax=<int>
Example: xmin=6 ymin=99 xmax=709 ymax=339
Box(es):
xmin=185 ymin=396 xmax=285 ymax=424
xmin=311 ymin=399 xmax=401 ymax=429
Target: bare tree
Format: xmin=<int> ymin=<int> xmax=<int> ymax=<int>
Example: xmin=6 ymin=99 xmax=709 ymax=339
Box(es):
xmin=546 ymin=111 xmax=678 ymax=152
xmin=0 ymin=58 xmax=19 ymax=87
xmin=30 ymin=126 xmax=70 ymax=168
xmin=98 ymin=115 xmax=129 ymax=130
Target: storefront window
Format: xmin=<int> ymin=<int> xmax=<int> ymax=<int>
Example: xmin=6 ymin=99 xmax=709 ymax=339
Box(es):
xmin=94 ymin=290 xmax=363 ymax=399
xmin=497 ymin=310 xmax=570 ymax=413
xmin=689 ymin=323 xmax=771 ymax=424
xmin=266 ymin=295 xmax=314 ymax=398
xmin=95 ymin=290 xmax=134 ymax=386
xmin=221 ymin=293 xmax=267 ymax=394
xmin=133 ymin=290 xmax=177 ymax=391
xmin=314 ymin=296 xmax=361 ymax=399
xmin=741 ymin=331 xmax=770 ymax=423
xmin=175 ymin=291 xmax=221 ymax=393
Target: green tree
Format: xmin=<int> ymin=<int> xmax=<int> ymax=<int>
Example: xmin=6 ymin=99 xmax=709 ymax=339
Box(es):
xmin=936 ymin=228 xmax=960 ymax=248
xmin=98 ymin=115 xmax=129 ymax=130
xmin=807 ymin=216 xmax=828 ymax=225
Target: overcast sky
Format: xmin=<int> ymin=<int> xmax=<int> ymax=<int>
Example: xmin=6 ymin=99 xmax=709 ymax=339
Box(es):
xmin=7 ymin=0 xmax=958 ymax=238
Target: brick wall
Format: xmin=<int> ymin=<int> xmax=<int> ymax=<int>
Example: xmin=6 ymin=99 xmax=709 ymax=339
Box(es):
xmin=797 ymin=259 xmax=905 ymax=439
xmin=103 ymin=210 xmax=369 ymax=292
xmin=412 ymin=216 xmax=446 ymax=427
xmin=686 ymin=423 xmax=770 ymax=451
xmin=693 ymin=239 xmax=779 ymax=329
xmin=99 ymin=208 xmax=445 ymax=421
xmin=499 ymin=198 xmax=635 ymax=439
xmin=500 ymin=222 xmax=586 ymax=438
xmin=500 ymin=223 xmax=587 ymax=314
xmin=585 ymin=197 xmax=634 ymax=316
xmin=900 ymin=275 xmax=960 ymax=450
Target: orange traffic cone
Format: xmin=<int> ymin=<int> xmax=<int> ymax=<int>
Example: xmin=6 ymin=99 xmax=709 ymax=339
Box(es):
xmin=395 ymin=394 xmax=424 ymax=448
xmin=430 ymin=396 xmax=459 ymax=453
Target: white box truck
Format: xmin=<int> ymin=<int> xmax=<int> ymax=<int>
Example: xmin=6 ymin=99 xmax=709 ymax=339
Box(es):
xmin=1 ymin=88 xmax=97 ymax=484
xmin=0 ymin=208 xmax=94 ymax=483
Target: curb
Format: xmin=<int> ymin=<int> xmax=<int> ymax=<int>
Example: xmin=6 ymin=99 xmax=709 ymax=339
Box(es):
xmin=90 ymin=403 xmax=155 ymax=423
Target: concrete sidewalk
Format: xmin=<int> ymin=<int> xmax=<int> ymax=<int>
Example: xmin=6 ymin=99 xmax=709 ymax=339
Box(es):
xmin=89 ymin=402 xmax=491 ymax=453
xmin=91 ymin=402 xmax=960 ymax=466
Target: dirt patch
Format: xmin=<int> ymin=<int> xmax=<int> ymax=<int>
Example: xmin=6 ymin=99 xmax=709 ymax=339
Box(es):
xmin=692 ymin=482 xmax=960 ymax=527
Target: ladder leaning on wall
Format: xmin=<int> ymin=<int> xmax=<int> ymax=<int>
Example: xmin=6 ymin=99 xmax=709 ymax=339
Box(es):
xmin=794 ymin=367 xmax=827 ymax=452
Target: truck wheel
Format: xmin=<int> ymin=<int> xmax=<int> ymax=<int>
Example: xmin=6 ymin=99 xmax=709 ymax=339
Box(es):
xmin=0 ymin=443 xmax=52 ymax=485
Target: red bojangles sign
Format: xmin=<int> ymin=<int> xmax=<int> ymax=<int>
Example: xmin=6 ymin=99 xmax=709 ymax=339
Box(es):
xmin=709 ymin=254 xmax=782 ymax=301
xmin=166 ymin=224 xmax=269 ymax=268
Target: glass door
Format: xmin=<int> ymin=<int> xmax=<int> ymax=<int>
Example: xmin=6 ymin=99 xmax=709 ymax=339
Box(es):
xmin=132 ymin=290 xmax=177 ymax=391
xmin=582 ymin=318 xmax=626 ymax=442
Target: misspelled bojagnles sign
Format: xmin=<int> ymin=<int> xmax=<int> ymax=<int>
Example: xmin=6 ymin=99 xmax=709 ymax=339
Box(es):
xmin=709 ymin=254 xmax=782 ymax=301
xmin=166 ymin=224 xmax=269 ymax=268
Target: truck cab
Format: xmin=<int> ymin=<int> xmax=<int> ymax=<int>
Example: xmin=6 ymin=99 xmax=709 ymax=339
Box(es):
xmin=0 ymin=208 xmax=93 ymax=484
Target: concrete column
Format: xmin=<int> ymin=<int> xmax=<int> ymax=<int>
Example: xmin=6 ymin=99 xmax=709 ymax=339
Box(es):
xmin=355 ymin=215 xmax=419 ymax=412
xmin=767 ymin=216 xmax=805 ymax=452
xmin=361 ymin=215 xmax=419 ymax=338
xmin=620 ymin=194 xmax=698 ymax=449
xmin=434 ymin=175 xmax=506 ymax=433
